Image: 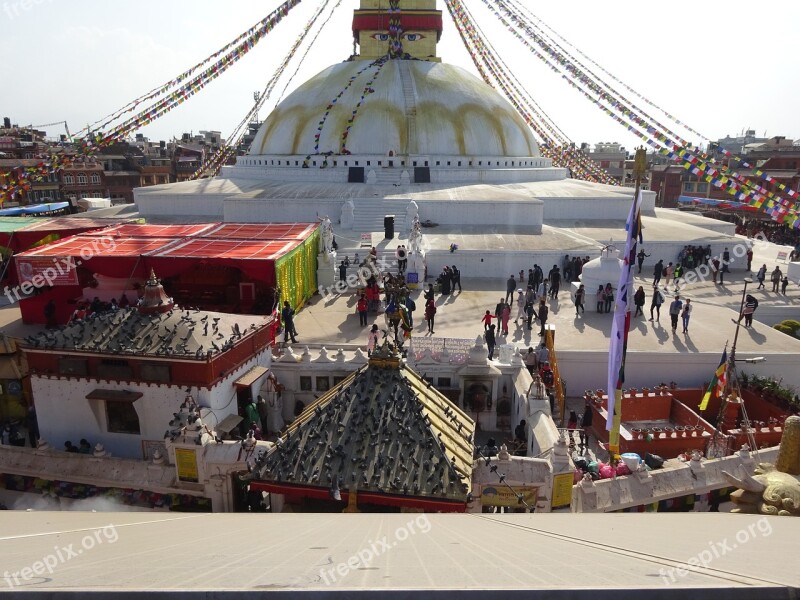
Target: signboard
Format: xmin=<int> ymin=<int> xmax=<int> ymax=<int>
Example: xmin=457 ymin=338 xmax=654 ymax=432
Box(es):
xmin=410 ymin=337 xmax=473 ymax=364
xmin=175 ymin=447 xmax=199 ymax=483
xmin=360 ymin=233 xmax=372 ymax=247
xmin=776 ymin=251 xmax=788 ymax=263
xmin=15 ymin=256 xmax=78 ymax=287
xmin=551 ymin=472 xmax=574 ymax=508
xmin=480 ymin=484 xmax=538 ymax=508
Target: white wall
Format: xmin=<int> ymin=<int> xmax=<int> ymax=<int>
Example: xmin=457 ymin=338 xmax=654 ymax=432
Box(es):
xmin=539 ymin=190 xmax=656 ymax=221
xmin=555 ymin=349 xmax=800 ymax=398
xmin=32 ymin=351 xmax=270 ymax=460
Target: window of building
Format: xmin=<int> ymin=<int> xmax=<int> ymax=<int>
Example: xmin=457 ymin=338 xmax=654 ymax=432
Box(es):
xmin=106 ymin=400 xmax=140 ymax=434
xmin=299 ymin=376 xmax=312 ymax=391
xmin=97 ymin=358 xmax=133 ymax=380
xmin=90 ymin=174 xmax=101 ymax=184
xmin=141 ymin=363 xmax=170 ymax=383
xmin=333 ymin=376 xmax=346 ymax=386
xmin=63 ymin=174 xmax=74 ymax=185
xmin=77 ymin=174 xmax=87 ymax=185
xmin=59 ymin=357 xmax=87 ymax=376
xmin=316 ymin=376 xmax=330 ymax=392
xmin=683 ymin=182 xmax=694 ymax=192
xmin=438 ymin=377 xmax=452 ymax=388
xmin=696 ymin=182 xmax=708 ymax=193
xmin=423 ymin=376 xmax=434 ymax=385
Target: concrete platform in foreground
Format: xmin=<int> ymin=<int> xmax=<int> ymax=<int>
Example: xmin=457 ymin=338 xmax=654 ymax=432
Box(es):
xmin=0 ymin=512 xmax=797 ymax=598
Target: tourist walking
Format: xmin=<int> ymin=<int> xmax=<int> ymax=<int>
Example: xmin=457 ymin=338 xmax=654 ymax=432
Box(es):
xmin=537 ymin=298 xmax=549 ymax=337
xmin=771 ymin=267 xmax=783 ymax=292
xmin=579 ymin=405 xmax=593 ymax=451
xmin=681 ymin=298 xmax=692 ymax=334
xmin=782 ymin=276 xmax=789 ymax=295
xmin=653 ymin=259 xmax=664 ymax=287
xmin=424 ymin=298 xmax=436 ymax=334
xmin=548 ymin=265 xmax=561 ymax=298
xmin=451 ymin=265 xmax=462 ymax=292
xmin=405 ymin=295 xmax=416 ymax=328
xmin=649 ymin=286 xmax=664 ymax=321
xmin=596 ymin=285 xmax=605 ymax=313
xmin=756 ymin=264 xmax=767 ymax=289
xmin=636 ymin=249 xmax=650 ymax=274
xmin=524 ymin=347 xmax=537 ymax=375
xmin=486 ymin=324 xmax=497 ymax=360
xmin=535 ymin=342 xmax=549 ymax=370
xmin=494 ymin=296 xmax=505 ymax=325
xmin=603 ymin=283 xmax=614 ymax=313
xmin=481 ymin=310 xmax=496 ymax=330
xmin=668 ymin=296 xmax=683 ymax=333
xmin=367 ymin=324 xmax=380 ymax=355
xmin=711 ymin=257 xmax=720 ymax=284
xmin=515 ymin=289 xmax=526 ymax=324
xmin=357 ymin=293 xmax=368 ymax=326
xmin=525 ymin=300 xmax=535 ymax=330
xmin=281 ymin=301 xmax=298 ymax=343
xmin=734 ymin=294 xmax=758 ymax=327
xmin=574 ymin=284 xmax=585 ymax=315
xmin=633 ymin=286 xmax=645 ymax=317
xmin=505 ymin=275 xmax=517 ymax=304
xmin=500 ymin=302 xmax=511 ymax=336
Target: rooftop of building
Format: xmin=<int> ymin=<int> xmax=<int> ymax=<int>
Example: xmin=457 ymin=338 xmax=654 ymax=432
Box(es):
xmin=0 ymin=511 xmax=796 ymax=596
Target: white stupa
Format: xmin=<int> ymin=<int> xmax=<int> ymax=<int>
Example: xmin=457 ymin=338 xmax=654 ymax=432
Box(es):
xmin=134 ymin=0 xmax=737 ymax=277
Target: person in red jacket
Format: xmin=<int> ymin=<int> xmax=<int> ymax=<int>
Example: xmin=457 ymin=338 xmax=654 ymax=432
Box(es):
xmin=356 ymin=293 xmax=368 ymax=326
xmin=424 ymin=299 xmax=436 ymax=334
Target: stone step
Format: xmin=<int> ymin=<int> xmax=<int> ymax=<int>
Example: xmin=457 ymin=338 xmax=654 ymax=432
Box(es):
xmin=349 ymin=198 xmax=411 ymax=232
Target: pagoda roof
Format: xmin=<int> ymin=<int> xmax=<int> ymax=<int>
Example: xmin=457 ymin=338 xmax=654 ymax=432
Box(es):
xmin=21 ymin=306 xmax=270 ymax=360
xmin=250 ymin=355 xmax=475 ymax=505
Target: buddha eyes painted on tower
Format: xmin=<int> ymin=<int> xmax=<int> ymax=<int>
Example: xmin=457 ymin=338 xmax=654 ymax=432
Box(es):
xmin=371 ymin=31 xmax=425 ymax=43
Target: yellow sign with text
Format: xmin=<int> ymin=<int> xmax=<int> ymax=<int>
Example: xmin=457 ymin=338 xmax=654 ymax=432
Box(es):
xmin=175 ymin=448 xmax=199 ymax=483
xmin=480 ymin=485 xmax=537 ymax=508
xmin=552 ymin=472 xmax=574 ymax=508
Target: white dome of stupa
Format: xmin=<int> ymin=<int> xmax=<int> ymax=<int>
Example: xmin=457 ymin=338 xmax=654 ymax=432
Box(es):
xmin=249 ymin=60 xmax=540 ymax=158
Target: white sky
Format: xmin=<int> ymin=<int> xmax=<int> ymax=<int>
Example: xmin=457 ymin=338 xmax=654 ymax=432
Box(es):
xmin=1 ymin=0 xmax=797 ymax=151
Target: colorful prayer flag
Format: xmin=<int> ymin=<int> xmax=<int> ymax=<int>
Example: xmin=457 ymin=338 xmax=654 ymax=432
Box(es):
xmin=699 ymin=349 xmax=727 ymax=411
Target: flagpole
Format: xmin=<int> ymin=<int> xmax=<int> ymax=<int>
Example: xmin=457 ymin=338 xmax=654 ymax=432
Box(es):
xmin=606 ymin=147 xmax=647 ymax=461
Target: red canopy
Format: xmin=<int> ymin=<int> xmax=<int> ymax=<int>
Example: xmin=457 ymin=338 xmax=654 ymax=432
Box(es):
xmin=13 ymin=222 xmax=317 ymax=287
xmin=147 ymin=238 xmax=302 ymax=283
xmin=85 ymin=223 xmax=220 ymax=238
xmin=200 ymin=223 xmax=318 ymax=240
xmin=1 ymin=217 xmax=124 ymax=251
xmin=16 ymin=236 xmax=180 ymax=281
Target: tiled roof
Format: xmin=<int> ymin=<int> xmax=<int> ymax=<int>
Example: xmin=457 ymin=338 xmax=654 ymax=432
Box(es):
xmin=22 ymin=307 xmax=269 ymax=359
xmin=251 ymin=358 xmax=475 ymax=503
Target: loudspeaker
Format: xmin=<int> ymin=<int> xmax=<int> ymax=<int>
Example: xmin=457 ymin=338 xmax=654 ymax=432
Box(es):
xmin=384 ymin=215 xmax=395 ymax=239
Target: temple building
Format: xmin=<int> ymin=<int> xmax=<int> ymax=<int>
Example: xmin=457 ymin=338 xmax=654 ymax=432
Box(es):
xmin=19 ymin=271 xmax=275 ymax=459
xmin=246 ymin=342 xmax=477 ymax=512
xmin=134 ymin=0 xmax=738 ymax=279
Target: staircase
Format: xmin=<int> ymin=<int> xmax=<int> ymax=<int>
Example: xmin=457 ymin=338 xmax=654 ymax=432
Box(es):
xmin=350 ymin=198 xmax=411 ymax=233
